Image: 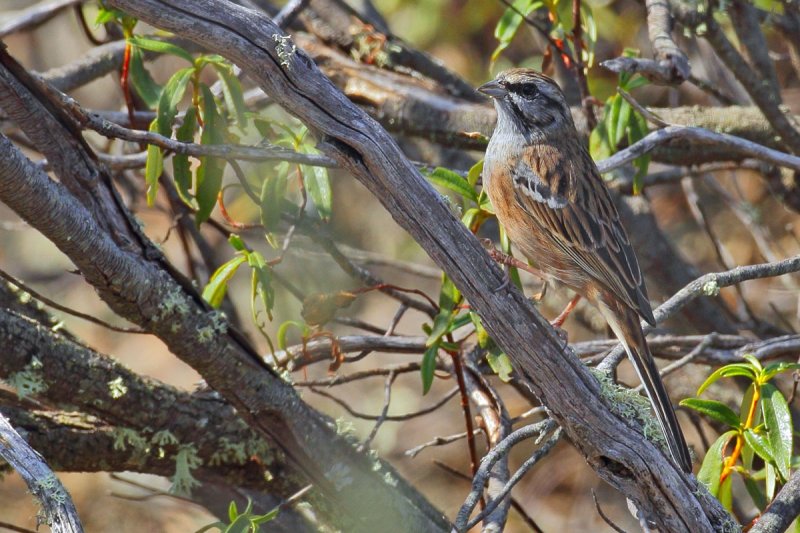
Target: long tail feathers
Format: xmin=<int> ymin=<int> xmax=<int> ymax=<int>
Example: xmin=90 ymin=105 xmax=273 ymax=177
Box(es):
xmin=602 ymin=306 xmax=692 ymax=472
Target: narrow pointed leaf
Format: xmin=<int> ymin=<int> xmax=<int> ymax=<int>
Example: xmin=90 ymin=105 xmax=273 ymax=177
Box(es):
xmin=145 ymin=120 xmax=163 ymax=205
xmin=196 ymin=84 xmax=227 ymax=224
xmin=697 ymin=363 xmax=757 ymax=395
xmin=173 ymin=106 xmax=197 ymax=206
xmin=679 ymin=398 xmax=740 ymax=428
xmin=302 ymin=163 xmax=332 ymax=220
xmin=128 ymin=46 xmax=161 ymax=108
xmin=743 ymin=475 xmax=768 ymax=510
xmin=202 ymin=255 xmax=246 ymax=308
xmin=761 ymin=382 xmax=793 ymax=480
xmin=743 ymin=428 xmax=774 ymax=463
xmin=128 ymin=36 xmax=194 ymax=63
xmin=156 ymin=67 xmax=194 ymax=137
xmin=428 ymin=167 xmax=479 ymax=203
xmin=421 ymin=345 xmax=438 ymax=395
xmin=212 ymin=63 xmax=248 ymax=129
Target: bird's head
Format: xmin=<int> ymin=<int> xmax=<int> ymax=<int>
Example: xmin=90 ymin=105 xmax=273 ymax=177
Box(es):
xmin=478 ymin=69 xmax=573 ymax=139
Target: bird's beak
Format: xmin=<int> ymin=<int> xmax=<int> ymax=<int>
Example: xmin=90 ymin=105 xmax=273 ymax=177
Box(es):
xmin=477 ymin=79 xmax=507 ymax=98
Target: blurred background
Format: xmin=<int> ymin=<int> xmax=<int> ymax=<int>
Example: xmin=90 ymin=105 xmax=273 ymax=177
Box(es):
xmin=0 ymin=0 xmax=798 ymax=531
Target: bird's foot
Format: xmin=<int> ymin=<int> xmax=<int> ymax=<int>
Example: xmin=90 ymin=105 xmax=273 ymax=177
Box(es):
xmin=481 ymin=239 xmax=544 ymax=279
xmin=550 ymin=294 xmax=582 ymax=328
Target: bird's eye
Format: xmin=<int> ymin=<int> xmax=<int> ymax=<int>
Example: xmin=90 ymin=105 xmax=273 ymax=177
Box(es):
xmin=519 ymin=84 xmax=538 ymax=99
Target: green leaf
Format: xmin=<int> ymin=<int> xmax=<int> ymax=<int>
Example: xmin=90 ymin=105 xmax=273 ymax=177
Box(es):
xmin=202 ymin=255 xmax=247 ymax=308
xmin=743 ymin=428 xmax=775 ymax=463
xmin=743 ymin=353 xmax=763 ymax=372
xmin=718 ymin=474 xmax=733 ymax=511
xmin=762 ymin=361 xmax=800 ymax=382
xmin=491 ymin=0 xmax=541 ymax=63
xmin=248 ymin=251 xmax=274 ymax=321
xmin=421 ymin=345 xmax=438 ymax=395
xmin=156 ymin=67 xmax=194 ymax=137
xmin=95 ymin=7 xmax=127 ymax=25
xmin=743 ymin=474 xmax=768 ymax=510
xmin=427 ymin=167 xmax=479 ymax=204
xmin=128 ymin=36 xmax=194 ymax=64
xmin=276 ymin=320 xmax=306 ymax=350
xmin=259 ymin=174 xmax=288 ymax=233
xmin=499 ymin=226 xmax=522 ymax=289
xmin=467 ymin=159 xmax=484 ymax=188
xmin=145 ymin=120 xmax=164 ymax=206
xmin=697 ymin=430 xmax=736 ymax=496
xmin=128 ymin=46 xmax=161 ymax=108
xmin=679 ymin=398 xmax=741 ymax=429
xmin=697 ymin=363 xmax=757 ymax=395
xmin=614 ymin=98 xmax=631 ymax=147
xmin=302 ymin=162 xmax=332 ymax=221
xmin=438 ymin=275 xmax=461 ymax=311
xmin=228 ymin=500 xmax=239 ymax=522
xmin=426 ymin=310 xmax=453 ymax=347
xmin=212 ymin=63 xmax=248 ymax=129
xmin=589 ymin=108 xmax=612 ymax=162
xmin=252 ymin=507 xmax=279 ymax=524
xmin=196 ymin=84 xmax=227 ymax=225
xmin=605 ymin=95 xmax=621 ymax=151
xmin=194 ymin=54 xmax=228 ymax=68
xmin=469 ymin=311 xmax=491 ymax=349
xmin=628 ymin=113 xmax=650 ymax=194
xmin=228 ymin=234 xmax=247 ymax=252
xmin=766 ymin=462 xmax=776 ymax=500
xmin=761 ymin=382 xmax=793 ymax=480
xmin=486 ymin=351 xmax=514 ymax=382
xmin=223 ymin=514 xmax=253 ymax=533
xmin=194 ymin=522 xmax=226 ymax=533
xmin=173 ymin=107 xmax=198 ymax=206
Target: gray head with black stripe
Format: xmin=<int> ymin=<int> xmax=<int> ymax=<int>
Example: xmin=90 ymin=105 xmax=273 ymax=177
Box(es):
xmin=478 ymin=69 xmax=574 ymax=143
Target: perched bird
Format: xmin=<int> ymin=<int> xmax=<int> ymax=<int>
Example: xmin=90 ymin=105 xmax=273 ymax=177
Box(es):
xmin=478 ymin=68 xmax=692 ymax=472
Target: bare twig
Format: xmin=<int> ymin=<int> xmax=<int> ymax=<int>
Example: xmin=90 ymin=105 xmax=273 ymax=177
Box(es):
xmin=294 ymin=362 xmax=421 ymax=387
xmin=358 ymin=370 xmax=397 ymax=451
xmin=405 ymin=429 xmax=484 ymax=458
xmin=272 ymin=334 xmax=428 ymax=368
xmin=0 ymin=521 xmax=39 ymax=533
xmin=591 ymin=490 xmax=628 ymax=533
xmin=596 ymin=126 xmax=800 ymax=175
xmin=308 ymin=386 xmax=459 ymax=421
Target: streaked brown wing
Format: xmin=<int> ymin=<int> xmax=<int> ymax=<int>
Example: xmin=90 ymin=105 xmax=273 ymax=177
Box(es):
xmin=511 ymin=146 xmax=655 ymax=325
